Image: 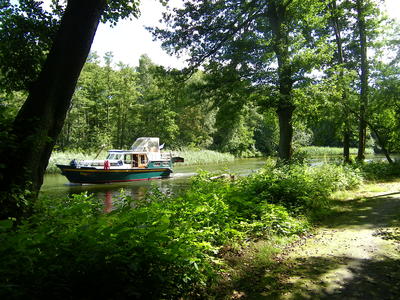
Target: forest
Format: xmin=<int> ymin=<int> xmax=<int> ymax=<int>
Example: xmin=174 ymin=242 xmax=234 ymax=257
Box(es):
xmin=1 ymin=0 xmax=400 ymax=299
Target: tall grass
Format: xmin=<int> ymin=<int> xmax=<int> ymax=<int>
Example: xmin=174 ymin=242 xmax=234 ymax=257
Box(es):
xmin=171 ymin=149 xmax=235 ymax=166
xmin=46 ymin=151 xmax=106 ymax=174
xmin=300 ymin=146 xmax=374 ymax=156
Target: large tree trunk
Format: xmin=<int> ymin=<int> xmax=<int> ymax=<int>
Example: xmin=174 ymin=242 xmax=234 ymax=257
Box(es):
xmin=0 ymin=0 xmax=106 ymax=220
xmin=268 ymin=2 xmax=294 ymax=161
xmin=277 ymin=104 xmax=294 ymax=160
xmin=329 ymin=0 xmax=351 ymax=164
xmin=356 ymin=0 xmax=369 ymax=161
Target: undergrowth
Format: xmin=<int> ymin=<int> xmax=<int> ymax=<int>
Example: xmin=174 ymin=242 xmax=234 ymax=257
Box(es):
xmin=0 ymin=162 xmax=363 ymax=299
xmin=357 ymin=160 xmax=400 ymax=181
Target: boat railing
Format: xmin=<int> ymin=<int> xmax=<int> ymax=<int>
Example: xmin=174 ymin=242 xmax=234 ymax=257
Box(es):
xmin=161 ymin=152 xmax=172 ymax=160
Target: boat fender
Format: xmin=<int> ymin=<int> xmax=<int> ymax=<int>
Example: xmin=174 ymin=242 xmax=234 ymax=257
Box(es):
xmin=104 ymin=160 xmax=110 ymax=170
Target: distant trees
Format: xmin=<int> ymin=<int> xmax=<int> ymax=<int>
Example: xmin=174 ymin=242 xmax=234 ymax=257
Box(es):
xmin=55 ymin=53 xmax=273 ymax=157
xmin=152 ymin=0 xmax=331 ymax=161
xmin=322 ymin=0 xmax=395 ymax=163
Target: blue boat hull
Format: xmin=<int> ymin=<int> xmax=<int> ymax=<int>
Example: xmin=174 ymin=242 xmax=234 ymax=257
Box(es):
xmin=57 ymin=165 xmax=173 ymax=184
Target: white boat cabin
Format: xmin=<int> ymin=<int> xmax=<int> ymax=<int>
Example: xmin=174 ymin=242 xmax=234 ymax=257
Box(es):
xmin=76 ymin=137 xmax=171 ymax=169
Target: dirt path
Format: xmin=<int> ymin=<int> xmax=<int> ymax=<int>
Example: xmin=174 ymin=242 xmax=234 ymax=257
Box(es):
xmin=219 ymin=182 xmax=400 ymax=299
xmin=277 ymin=182 xmax=400 ymax=299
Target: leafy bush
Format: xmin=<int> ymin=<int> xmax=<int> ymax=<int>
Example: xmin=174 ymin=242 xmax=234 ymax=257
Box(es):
xmin=237 ymin=161 xmax=362 ymax=212
xmin=0 ymin=162 xmax=363 ymax=298
xmin=0 ymin=193 xmax=216 ymax=299
xmin=357 ymin=160 xmax=400 ymax=181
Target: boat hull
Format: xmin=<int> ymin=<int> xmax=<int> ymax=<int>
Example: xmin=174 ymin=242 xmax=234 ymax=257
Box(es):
xmin=57 ymin=165 xmax=172 ymax=184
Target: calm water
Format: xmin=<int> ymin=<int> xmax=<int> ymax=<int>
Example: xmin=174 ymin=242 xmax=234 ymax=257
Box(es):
xmin=40 ymin=158 xmax=267 ymax=208
xmin=40 ymin=155 xmax=391 ymax=209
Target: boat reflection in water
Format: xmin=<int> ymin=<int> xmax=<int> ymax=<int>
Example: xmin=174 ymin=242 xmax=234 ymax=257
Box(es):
xmin=58 ymin=175 xmax=191 ymax=213
xmin=41 ymin=157 xmax=269 ymax=210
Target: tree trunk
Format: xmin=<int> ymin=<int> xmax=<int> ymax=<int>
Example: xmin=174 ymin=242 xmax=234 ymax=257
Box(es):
xmin=277 ymin=104 xmax=294 ymax=161
xmin=268 ymin=2 xmax=294 ymax=161
xmin=356 ymin=0 xmax=368 ymax=161
xmin=329 ymin=1 xmax=352 ymax=164
xmin=343 ymin=127 xmax=351 ymax=163
xmin=0 ymin=0 xmax=106 ymax=220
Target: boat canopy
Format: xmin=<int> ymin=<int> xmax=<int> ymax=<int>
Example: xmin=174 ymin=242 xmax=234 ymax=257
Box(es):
xmin=131 ymin=137 xmax=160 ymax=153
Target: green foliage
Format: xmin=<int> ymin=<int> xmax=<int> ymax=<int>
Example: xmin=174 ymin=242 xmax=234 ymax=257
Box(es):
xmin=0 ymin=162 xmax=363 ymax=298
xmin=0 ymin=0 xmax=59 ymax=91
xmin=50 ymin=53 xmax=278 ymax=157
xmin=357 ymin=161 xmax=400 ymax=181
xmin=236 ymin=160 xmax=362 ymax=213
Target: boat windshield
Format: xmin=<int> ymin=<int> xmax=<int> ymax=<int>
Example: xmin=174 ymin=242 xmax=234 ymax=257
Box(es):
xmin=131 ymin=137 xmax=159 ymax=152
xmin=106 ymin=153 xmax=123 ymax=160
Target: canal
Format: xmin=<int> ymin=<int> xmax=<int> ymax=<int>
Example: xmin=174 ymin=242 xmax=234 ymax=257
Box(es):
xmin=40 ymin=158 xmax=268 ymax=207
xmin=40 ymin=155 xmax=390 ymax=209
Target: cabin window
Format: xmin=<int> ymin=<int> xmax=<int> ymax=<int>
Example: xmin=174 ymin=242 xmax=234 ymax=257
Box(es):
xmin=140 ymin=155 xmax=147 ymax=164
xmin=162 ymin=162 xmax=170 ymax=167
xmin=153 ymin=162 xmax=161 ymax=167
xmin=124 ymin=154 xmax=132 ymax=164
xmin=107 ymin=153 xmax=123 ymax=160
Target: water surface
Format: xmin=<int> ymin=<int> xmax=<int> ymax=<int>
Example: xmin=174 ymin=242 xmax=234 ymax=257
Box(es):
xmin=40 ymin=158 xmax=267 ymax=208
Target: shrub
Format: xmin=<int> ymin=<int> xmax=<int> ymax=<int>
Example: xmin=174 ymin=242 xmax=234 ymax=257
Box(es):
xmin=0 ymin=162 xmax=363 ymax=298
xmin=357 ymin=160 xmax=400 ymax=181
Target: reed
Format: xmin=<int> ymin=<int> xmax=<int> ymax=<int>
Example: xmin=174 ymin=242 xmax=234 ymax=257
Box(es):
xmin=46 ymin=151 xmax=106 ymax=174
xmin=171 ymin=149 xmax=235 ymax=166
xmin=300 ymin=146 xmax=374 ymax=156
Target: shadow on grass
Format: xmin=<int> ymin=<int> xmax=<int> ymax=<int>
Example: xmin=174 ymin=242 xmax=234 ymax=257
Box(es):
xmin=212 ymin=254 xmax=400 ymax=299
xmin=322 ymin=192 xmax=400 ymax=229
xmin=209 ymin=191 xmax=400 ymax=299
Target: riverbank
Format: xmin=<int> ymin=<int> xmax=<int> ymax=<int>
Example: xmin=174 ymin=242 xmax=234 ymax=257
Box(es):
xmin=46 ymin=146 xmax=381 ymax=174
xmin=0 ymin=161 xmax=362 ymax=298
xmin=2 ymin=161 xmax=399 ymax=298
